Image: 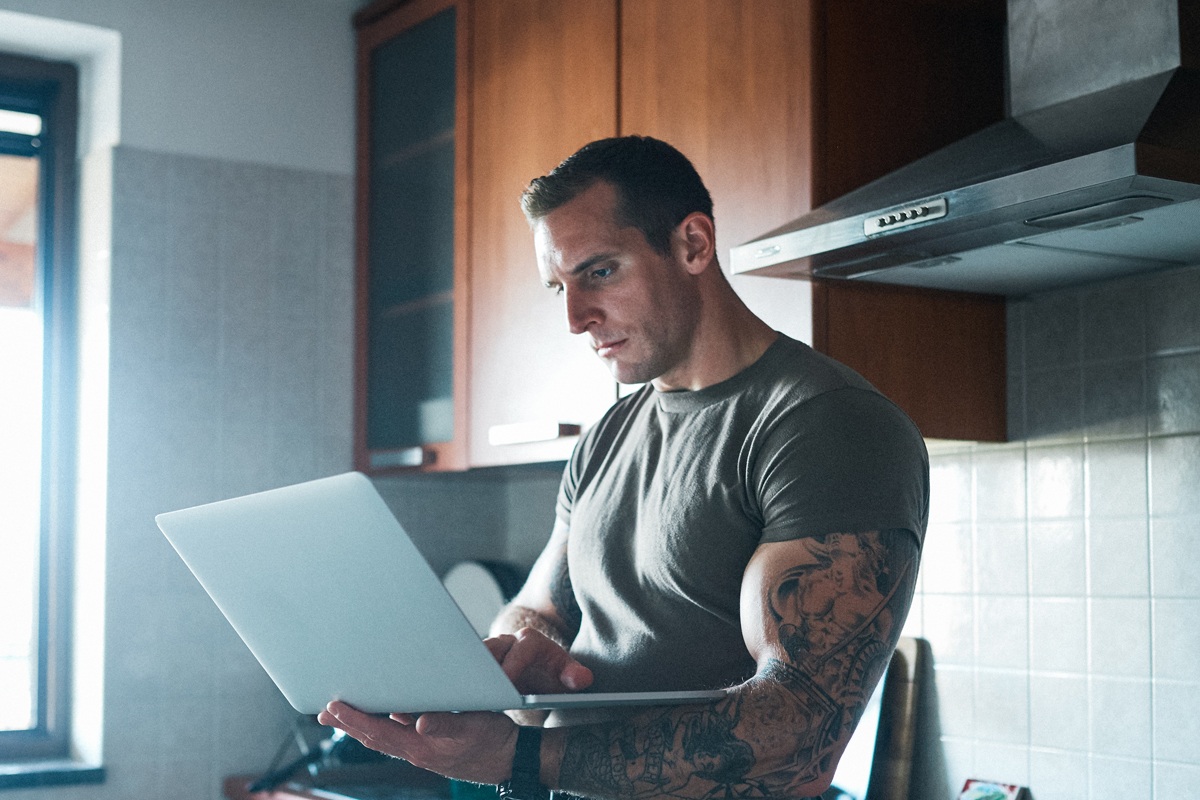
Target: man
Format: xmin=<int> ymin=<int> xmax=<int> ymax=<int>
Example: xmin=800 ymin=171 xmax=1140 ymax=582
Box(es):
xmin=319 ymin=136 xmax=928 ymax=799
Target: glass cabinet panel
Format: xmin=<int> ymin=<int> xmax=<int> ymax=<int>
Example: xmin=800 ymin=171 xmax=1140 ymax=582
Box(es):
xmin=364 ymin=7 xmax=456 ymax=456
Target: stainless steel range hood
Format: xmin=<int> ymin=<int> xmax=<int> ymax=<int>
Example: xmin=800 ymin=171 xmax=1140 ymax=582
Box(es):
xmin=732 ymin=0 xmax=1200 ymax=297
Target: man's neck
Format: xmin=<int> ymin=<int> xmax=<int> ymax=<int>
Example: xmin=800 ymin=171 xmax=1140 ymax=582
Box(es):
xmin=651 ymin=290 xmax=778 ymax=393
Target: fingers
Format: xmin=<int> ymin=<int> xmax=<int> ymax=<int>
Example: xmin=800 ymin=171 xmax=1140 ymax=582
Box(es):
xmin=320 ymin=701 xmax=518 ymax=785
xmin=516 ymin=628 xmax=592 ymax=691
xmin=413 ymin=711 xmax=461 ymax=737
xmin=321 ymin=702 xmax=482 ymax=743
xmin=497 ymin=628 xmax=594 ymax=694
xmin=484 ymin=634 xmax=517 ymax=663
xmin=318 ymin=703 xmax=468 ymax=760
xmin=318 ymin=702 xmax=412 ymax=760
xmin=495 ymin=629 xmax=543 ymax=685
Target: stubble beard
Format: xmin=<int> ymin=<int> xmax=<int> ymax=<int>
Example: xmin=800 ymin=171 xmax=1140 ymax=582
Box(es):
xmin=606 ymin=321 xmax=696 ymax=388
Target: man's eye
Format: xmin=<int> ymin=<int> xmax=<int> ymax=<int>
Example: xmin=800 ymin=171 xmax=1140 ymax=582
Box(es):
xmin=590 ymin=266 xmax=613 ymax=281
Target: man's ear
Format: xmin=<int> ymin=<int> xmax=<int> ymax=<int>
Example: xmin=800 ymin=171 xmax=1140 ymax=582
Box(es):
xmin=675 ymin=212 xmax=717 ymax=276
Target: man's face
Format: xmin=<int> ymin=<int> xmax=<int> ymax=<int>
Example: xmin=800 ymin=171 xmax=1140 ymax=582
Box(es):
xmin=533 ymin=181 xmax=700 ymax=389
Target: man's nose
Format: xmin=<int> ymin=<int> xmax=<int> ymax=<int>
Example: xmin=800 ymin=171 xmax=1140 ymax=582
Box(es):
xmin=564 ymin=287 xmax=598 ymax=335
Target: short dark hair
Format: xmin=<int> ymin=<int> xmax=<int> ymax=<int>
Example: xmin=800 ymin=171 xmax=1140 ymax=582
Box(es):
xmin=520 ymin=136 xmax=714 ymax=256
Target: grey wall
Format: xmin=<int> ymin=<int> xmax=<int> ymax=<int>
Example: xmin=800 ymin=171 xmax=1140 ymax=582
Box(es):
xmin=4 ymin=141 xmax=553 ymax=800
xmin=1 ymin=145 xmax=354 ymax=800
xmin=910 ymin=263 xmax=1200 ymax=800
xmin=1 ymin=3 xmax=359 ymax=795
xmin=0 ymin=0 xmax=362 ymax=173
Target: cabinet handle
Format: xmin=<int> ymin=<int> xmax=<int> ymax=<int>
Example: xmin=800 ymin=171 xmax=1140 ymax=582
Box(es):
xmin=368 ymin=447 xmax=435 ymax=469
xmin=488 ymin=421 xmax=582 ymax=447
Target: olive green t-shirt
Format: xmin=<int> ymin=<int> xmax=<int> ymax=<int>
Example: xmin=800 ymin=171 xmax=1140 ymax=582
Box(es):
xmin=555 ymin=334 xmax=929 ymax=700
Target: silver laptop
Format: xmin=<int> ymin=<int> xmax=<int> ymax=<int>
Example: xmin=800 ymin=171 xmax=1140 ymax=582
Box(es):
xmin=156 ymin=471 xmax=725 ymax=715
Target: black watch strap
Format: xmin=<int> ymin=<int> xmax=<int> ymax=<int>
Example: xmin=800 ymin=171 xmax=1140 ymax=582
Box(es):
xmin=497 ymin=726 xmax=550 ymax=800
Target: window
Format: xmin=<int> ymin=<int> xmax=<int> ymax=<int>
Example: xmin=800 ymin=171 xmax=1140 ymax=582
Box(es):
xmin=0 ymin=52 xmax=79 ymax=766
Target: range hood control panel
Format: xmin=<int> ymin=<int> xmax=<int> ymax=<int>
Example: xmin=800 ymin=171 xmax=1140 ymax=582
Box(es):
xmin=865 ymin=197 xmax=948 ymax=235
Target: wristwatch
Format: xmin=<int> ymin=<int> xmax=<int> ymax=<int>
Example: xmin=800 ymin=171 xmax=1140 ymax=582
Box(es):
xmin=497 ymin=726 xmax=550 ymax=800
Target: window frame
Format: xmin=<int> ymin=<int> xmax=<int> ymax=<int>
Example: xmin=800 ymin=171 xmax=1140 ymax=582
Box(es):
xmin=0 ymin=51 xmax=79 ymax=766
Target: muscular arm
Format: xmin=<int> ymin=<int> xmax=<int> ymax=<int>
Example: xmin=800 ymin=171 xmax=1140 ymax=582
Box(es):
xmin=491 ymin=517 xmax=582 ymax=647
xmin=540 ymin=529 xmax=919 ymax=799
xmin=487 ymin=518 xmax=591 ymax=725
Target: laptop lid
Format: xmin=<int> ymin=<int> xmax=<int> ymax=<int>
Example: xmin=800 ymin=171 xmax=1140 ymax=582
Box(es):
xmin=156 ymin=472 xmax=723 ymax=714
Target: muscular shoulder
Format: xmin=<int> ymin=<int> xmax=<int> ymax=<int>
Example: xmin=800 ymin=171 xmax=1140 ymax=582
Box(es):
xmin=739 ymin=347 xmax=930 ymax=550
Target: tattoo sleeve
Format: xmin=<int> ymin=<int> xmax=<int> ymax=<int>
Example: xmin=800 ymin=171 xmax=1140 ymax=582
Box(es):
xmin=554 ymin=529 xmax=919 ymax=800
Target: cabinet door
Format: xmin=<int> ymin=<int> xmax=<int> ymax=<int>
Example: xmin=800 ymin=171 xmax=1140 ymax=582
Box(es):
xmin=619 ymin=0 xmax=818 ymax=344
xmin=467 ymin=0 xmax=620 ymax=467
xmin=355 ymin=0 xmax=472 ymax=472
xmin=813 ymin=281 xmax=1006 ymax=442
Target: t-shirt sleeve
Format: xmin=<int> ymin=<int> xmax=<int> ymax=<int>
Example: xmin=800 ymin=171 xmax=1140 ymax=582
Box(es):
xmin=754 ymin=387 xmax=930 ymax=548
xmin=555 ymin=450 xmax=578 ymax=528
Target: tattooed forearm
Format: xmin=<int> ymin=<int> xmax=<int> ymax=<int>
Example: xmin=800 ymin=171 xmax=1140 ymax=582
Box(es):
xmin=554 ymin=529 xmax=919 ymax=800
xmin=559 ymin=695 xmax=769 ymax=799
xmin=559 ymin=728 xmax=638 ymax=797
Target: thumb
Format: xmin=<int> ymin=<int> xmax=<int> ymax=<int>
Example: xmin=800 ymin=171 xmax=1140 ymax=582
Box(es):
xmin=561 ymin=660 xmax=594 ymax=690
xmin=414 ymin=712 xmax=457 ymax=737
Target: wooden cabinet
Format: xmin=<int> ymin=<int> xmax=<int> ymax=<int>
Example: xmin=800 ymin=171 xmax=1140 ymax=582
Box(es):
xmin=466 ymin=0 xmax=620 ymax=467
xmin=813 ymin=282 xmax=1006 ymax=442
xmin=619 ymin=0 xmax=818 ymax=343
xmin=356 ymin=0 xmax=622 ymax=473
xmin=355 ymin=0 xmax=1009 ymax=472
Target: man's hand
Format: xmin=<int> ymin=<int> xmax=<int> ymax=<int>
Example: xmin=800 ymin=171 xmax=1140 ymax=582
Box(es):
xmin=317 ymin=701 xmax=518 ymax=785
xmin=315 ymin=630 xmax=589 ymax=783
xmin=485 ymin=627 xmax=593 ymax=695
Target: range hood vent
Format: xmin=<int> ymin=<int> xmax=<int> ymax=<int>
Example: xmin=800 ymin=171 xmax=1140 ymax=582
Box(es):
xmin=732 ymin=0 xmax=1200 ymax=297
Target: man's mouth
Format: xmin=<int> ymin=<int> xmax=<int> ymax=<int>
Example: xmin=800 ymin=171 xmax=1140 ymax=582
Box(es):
xmin=594 ymin=338 xmax=626 ymax=358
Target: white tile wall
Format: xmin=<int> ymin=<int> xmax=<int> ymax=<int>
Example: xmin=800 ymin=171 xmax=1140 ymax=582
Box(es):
xmin=913 ymin=262 xmax=1200 ymax=800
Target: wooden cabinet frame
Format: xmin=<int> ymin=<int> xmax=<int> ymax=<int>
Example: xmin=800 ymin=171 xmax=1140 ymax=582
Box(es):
xmin=353 ymin=0 xmax=473 ymax=472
